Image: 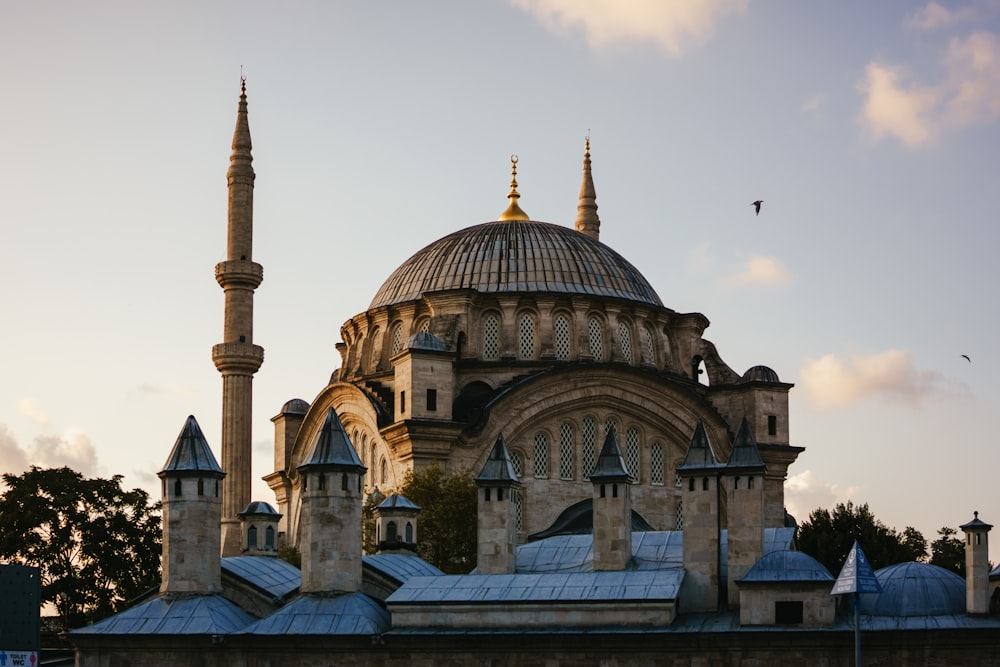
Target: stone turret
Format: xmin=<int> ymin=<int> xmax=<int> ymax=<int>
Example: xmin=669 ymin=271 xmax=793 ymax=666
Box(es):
xmin=724 ymin=417 xmax=767 ymax=609
xmin=213 ymin=78 xmax=265 ymax=557
xmin=157 ymin=416 xmax=226 ymax=594
xmin=678 ymin=420 xmax=724 ymax=612
xmin=476 ymin=434 xmax=521 ymax=574
xmin=375 ymin=494 xmax=421 ymax=554
xmin=392 ymin=333 xmax=455 ymax=421
xmin=960 ymin=511 xmax=993 ymax=615
xmin=297 ymin=407 xmax=366 ymax=593
xmin=238 ymin=501 xmax=282 ymax=556
xmin=588 ymin=430 xmax=633 ymax=571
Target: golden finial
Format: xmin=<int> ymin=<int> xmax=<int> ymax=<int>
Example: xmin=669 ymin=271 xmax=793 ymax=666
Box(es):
xmin=498 ymin=154 xmax=529 ymax=221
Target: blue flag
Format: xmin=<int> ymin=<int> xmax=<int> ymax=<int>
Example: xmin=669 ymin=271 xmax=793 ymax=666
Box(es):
xmin=831 ymin=540 xmax=881 ymax=595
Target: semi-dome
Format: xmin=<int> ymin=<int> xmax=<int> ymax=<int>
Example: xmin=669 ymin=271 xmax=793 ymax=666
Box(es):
xmin=858 ymin=562 xmax=965 ymax=617
xmin=369 ymin=220 xmax=663 ymax=309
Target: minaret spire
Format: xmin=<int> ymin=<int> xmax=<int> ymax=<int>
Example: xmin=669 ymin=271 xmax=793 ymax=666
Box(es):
xmin=574 ymin=135 xmax=600 ymax=240
xmin=212 ymin=77 xmax=265 ymax=557
xmin=497 ymin=155 xmax=530 ymax=221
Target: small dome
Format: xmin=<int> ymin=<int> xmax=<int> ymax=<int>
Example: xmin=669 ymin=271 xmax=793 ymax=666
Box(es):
xmin=742 ymin=365 xmax=780 ymax=383
xmin=377 ymin=494 xmax=422 ymax=511
xmin=239 ymin=501 xmax=279 ymax=516
xmin=405 ymin=332 xmax=448 ymax=352
xmin=858 ymin=562 xmax=965 ymax=617
xmin=281 ymin=398 xmax=310 ymax=414
xmin=369 ymin=220 xmax=662 ymax=309
xmin=739 ymin=550 xmax=833 ymax=583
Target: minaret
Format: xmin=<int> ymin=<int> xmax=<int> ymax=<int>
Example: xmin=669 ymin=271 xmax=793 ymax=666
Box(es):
xmin=574 ymin=136 xmax=600 ymax=240
xmin=213 ymin=78 xmax=265 ymax=557
xmin=158 ymin=416 xmax=225 ymax=594
xmin=960 ymin=511 xmax=992 ymax=615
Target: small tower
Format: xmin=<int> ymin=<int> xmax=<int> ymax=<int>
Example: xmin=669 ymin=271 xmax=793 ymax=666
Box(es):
xmin=391 ymin=333 xmax=455 ymax=421
xmin=588 ymin=430 xmax=634 ymax=571
xmin=157 ymin=416 xmax=226 ymax=594
xmin=678 ymin=420 xmax=724 ymax=612
xmin=960 ymin=511 xmax=993 ymax=615
xmin=375 ymin=494 xmax=421 ymax=554
xmin=265 ymin=398 xmax=309 ymax=539
xmin=475 ymin=434 xmax=522 ymax=574
xmin=238 ymin=501 xmax=282 ymax=556
xmin=297 ymin=407 xmax=367 ymax=593
xmin=723 ymin=417 xmax=767 ymax=609
xmin=574 ymin=136 xmax=600 ymax=240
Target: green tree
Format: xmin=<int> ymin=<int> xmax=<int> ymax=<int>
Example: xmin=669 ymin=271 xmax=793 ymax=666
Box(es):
xmin=796 ymin=501 xmax=926 ymax=576
xmin=0 ymin=466 xmax=161 ymax=628
xmin=929 ymin=526 xmax=965 ymax=576
xmin=386 ymin=466 xmax=477 ymax=574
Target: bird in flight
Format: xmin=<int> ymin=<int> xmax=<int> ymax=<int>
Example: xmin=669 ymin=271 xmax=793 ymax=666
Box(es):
xmin=961 ymin=354 xmax=971 ymax=363
xmin=751 ymin=200 xmax=763 ymax=215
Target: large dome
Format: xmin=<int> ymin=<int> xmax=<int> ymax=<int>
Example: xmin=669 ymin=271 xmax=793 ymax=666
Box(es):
xmin=369 ymin=220 xmax=663 ymax=309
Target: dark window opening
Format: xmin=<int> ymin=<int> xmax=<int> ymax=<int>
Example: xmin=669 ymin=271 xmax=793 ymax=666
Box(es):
xmin=405 ymin=521 xmax=413 ymax=543
xmin=174 ymin=478 xmax=182 ymax=497
xmin=768 ymin=415 xmax=777 ymax=436
xmin=387 ymin=521 xmax=398 ymax=544
xmin=688 ymin=478 xmax=695 ymax=492
xmin=400 ymin=390 xmax=406 ymax=414
xmin=426 ymin=388 xmax=437 ymax=411
xmin=239 ymin=335 xmax=246 ymax=343
xmin=342 ymin=473 xmax=349 ymax=491
xmin=318 ymin=474 xmax=326 ymax=490
xmin=248 ymin=525 xmax=258 ymax=549
xmin=748 ymin=476 xmax=755 ymax=489
xmin=612 ymin=483 xmax=619 ymax=498
xmin=734 ymin=476 xmax=740 ymax=490
xmin=497 ymin=487 xmax=504 ymax=501
xmin=775 ymin=600 xmax=804 ymax=625
xmin=265 ymin=525 xmax=275 ymax=549
xmin=197 ymin=478 xmax=205 ymax=496
xmin=600 ymin=484 xmax=607 ymax=498
xmin=702 ymin=477 xmax=709 ymax=491
xmin=484 ymin=488 xmax=491 ymax=502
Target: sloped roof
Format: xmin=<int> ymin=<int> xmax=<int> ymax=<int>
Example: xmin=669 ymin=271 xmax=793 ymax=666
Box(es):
xmin=858 ymin=562 xmax=966 ymax=617
xmin=222 ymin=556 xmax=301 ymax=601
xmin=69 ymin=594 xmax=255 ymax=636
xmin=299 ymin=408 xmax=365 ymax=471
xmin=587 ymin=431 xmax=632 ymax=481
xmin=738 ymin=550 xmax=833 ymax=583
xmin=476 ymin=434 xmax=520 ymax=485
xmin=677 ymin=420 xmax=722 ymax=472
xmin=725 ymin=417 xmax=766 ymax=473
xmin=363 ymin=553 xmax=445 ymax=585
xmin=158 ymin=415 xmax=224 ymax=477
xmin=240 ymin=592 xmax=390 ymax=635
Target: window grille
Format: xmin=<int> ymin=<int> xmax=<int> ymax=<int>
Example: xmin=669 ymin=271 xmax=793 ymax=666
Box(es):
xmin=511 ymin=450 xmax=524 ymax=478
xmin=650 ymin=442 xmax=664 ymax=486
xmin=483 ymin=314 xmax=500 ymax=360
xmin=533 ymin=433 xmax=548 ymax=478
xmin=514 ymin=488 xmax=523 ymax=531
xmin=619 ymin=321 xmax=633 ymax=364
xmin=626 ymin=427 xmax=640 ymax=480
xmin=554 ymin=314 xmax=570 ymax=360
xmin=582 ymin=416 xmax=596 ymax=476
xmin=390 ymin=324 xmax=403 ymax=356
xmin=519 ymin=314 xmax=536 ymax=359
xmin=642 ymin=326 xmax=655 ymax=365
xmin=559 ymin=423 xmax=574 ymax=480
xmin=605 ymin=417 xmax=618 ymax=438
xmin=675 ymin=501 xmax=684 ymax=530
xmin=588 ymin=317 xmax=603 ymax=360
xmin=418 ymin=318 xmax=430 ymax=334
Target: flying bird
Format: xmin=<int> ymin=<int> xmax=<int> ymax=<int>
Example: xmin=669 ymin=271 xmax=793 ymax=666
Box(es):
xmin=961 ymin=354 xmax=971 ymax=363
xmin=751 ymin=200 xmax=763 ymax=215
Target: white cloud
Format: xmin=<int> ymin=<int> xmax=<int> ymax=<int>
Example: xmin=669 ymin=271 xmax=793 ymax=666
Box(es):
xmin=17 ymin=397 xmax=52 ymax=429
xmin=0 ymin=424 xmax=30 ymax=478
xmin=906 ymin=2 xmax=980 ymax=31
xmin=784 ymin=469 xmax=862 ymax=524
xmin=722 ymin=255 xmax=793 ymax=286
xmin=0 ymin=423 xmax=99 ymax=480
xmin=510 ymin=0 xmax=749 ymax=55
xmin=799 ymin=349 xmax=964 ymax=411
xmin=858 ymin=30 xmax=1000 ymax=147
xmin=802 ymin=92 xmax=828 ymax=115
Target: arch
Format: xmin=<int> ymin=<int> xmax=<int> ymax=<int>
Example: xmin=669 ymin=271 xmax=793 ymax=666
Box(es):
xmin=247 ymin=525 xmax=258 ymax=549
xmin=387 ymin=520 xmax=398 ymax=543
xmin=405 ymin=521 xmax=413 ymax=543
xmin=389 ymin=321 xmax=404 ymax=357
xmin=265 ymin=525 xmax=276 ymax=549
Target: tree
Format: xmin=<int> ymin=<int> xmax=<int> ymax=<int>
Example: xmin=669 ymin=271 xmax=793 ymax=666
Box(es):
xmin=0 ymin=466 xmax=161 ymax=628
xmin=796 ymin=501 xmax=926 ymax=576
xmin=929 ymin=526 xmax=965 ymax=576
xmin=380 ymin=466 xmax=477 ymax=574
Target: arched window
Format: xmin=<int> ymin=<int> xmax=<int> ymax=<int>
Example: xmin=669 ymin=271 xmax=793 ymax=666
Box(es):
xmin=197 ymin=478 xmax=204 ymax=496
xmin=248 ymin=525 xmax=258 ymax=549
xmin=554 ymin=314 xmax=571 ymax=360
xmin=559 ymin=422 xmax=574 ymax=480
xmin=518 ymin=313 xmax=536 ymax=359
xmin=514 ymin=488 xmax=523 ymax=532
xmin=405 ymin=521 xmax=413 ymax=543
xmin=380 ymin=458 xmax=388 ymax=486
xmin=605 ymin=417 xmax=618 ymax=439
xmin=369 ymin=443 xmax=377 ymax=476
xmin=642 ymin=326 xmax=656 ymax=366
xmin=174 ymin=478 xmax=182 ymax=497
xmin=482 ymin=313 xmax=500 ymax=360
xmin=265 ymin=525 xmax=276 ymax=549
xmin=387 ymin=521 xmax=398 ymax=543
xmin=650 ymin=442 xmax=664 ymax=486
xmin=510 ymin=450 xmax=524 ymax=478
xmin=675 ymin=501 xmax=684 ymax=530
xmin=390 ymin=323 xmax=403 ymax=356
xmin=417 ymin=318 xmax=430 ymax=334
xmin=533 ymin=433 xmax=548 ymax=478
xmin=582 ymin=416 xmax=596 ymax=476
xmin=369 ymin=328 xmax=383 ymax=371
xmin=588 ymin=317 xmax=604 ymax=360
xmin=619 ymin=321 xmax=634 ymax=365
xmin=625 ymin=427 xmax=640 ymax=480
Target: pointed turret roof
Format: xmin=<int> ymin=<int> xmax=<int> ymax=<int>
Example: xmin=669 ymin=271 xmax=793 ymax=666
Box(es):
xmin=588 ymin=431 xmax=632 ymax=482
xmin=228 ymin=77 xmax=253 ymax=181
xmin=725 ymin=417 xmax=766 ymax=474
xmin=677 ymin=420 xmax=723 ymax=473
xmin=377 ymin=494 xmax=422 ymax=512
xmin=476 ymin=434 xmax=521 ymax=486
xmin=158 ymin=415 xmax=225 ymax=478
xmin=574 ymin=136 xmax=600 ymax=240
xmin=960 ymin=511 xmax=993 ymax=532
xmin=298 ymin=408 xmax=366 ymax=472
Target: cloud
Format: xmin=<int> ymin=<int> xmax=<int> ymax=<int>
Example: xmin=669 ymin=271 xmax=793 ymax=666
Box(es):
xmin=784 ymin=469 xmax=862 ymax=523
xmin=17 ymin=397 xmax=52 ymax=429
xmin=799 ymin=349 xmax=965 ymax=410
xmin=0 ymin=423 xmax=99 ymax=480
xmin=858 ymin=30 xmax=1000 ymax=147
xmin=906 ymin=2 xmax=979 ymax=31
xmin=132 ymin=383 xmax=194 ymax=397
xmin=802 ymin=93 xmax=828 ymax=115
xmin=688 ymin=242 xmax=717 ymax=273
xmin=510 ymin=0 xmax=749 ymax=55
xmin=722 ymin=255 xmax=793 ymax=286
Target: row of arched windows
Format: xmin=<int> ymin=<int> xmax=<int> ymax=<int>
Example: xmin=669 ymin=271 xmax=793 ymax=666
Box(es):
xmin=352 ymin=427 xmax=390 ymax=489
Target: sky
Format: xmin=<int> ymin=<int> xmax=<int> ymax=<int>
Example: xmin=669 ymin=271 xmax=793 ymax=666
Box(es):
xmin=2 ymin=1 xmax=998 ymax=561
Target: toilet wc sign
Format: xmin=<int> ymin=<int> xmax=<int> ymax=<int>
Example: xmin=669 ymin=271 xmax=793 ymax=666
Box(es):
xmin=0 ymin=652 xmax=38 ymax=667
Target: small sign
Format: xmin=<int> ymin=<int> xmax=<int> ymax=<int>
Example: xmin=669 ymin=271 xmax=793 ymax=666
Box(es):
xmin=831 ymin=540 xmax=881 ymax=595
xmin=0 ymin=652 xmax=38 ymax=667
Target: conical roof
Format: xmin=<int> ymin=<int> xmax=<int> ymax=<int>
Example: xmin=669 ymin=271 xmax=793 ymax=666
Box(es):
xmin=158 ymin=415 xmax=225 ymax=478
xmin=677 ymin=420 xmax=722 ymax=473
xmin=476 ymin=434 xmax=521 ymax=485
xmin=725 ymin=417 xmax=766 ymax=473
xmin=588 ymin=431 xmax=632 ymax=482
xmin=298 ymin=408 xmax=365 ymax=472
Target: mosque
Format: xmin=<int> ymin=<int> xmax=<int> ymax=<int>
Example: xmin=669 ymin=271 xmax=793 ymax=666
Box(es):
xmin=67 ymin=83 xmax=1000 ymax=665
